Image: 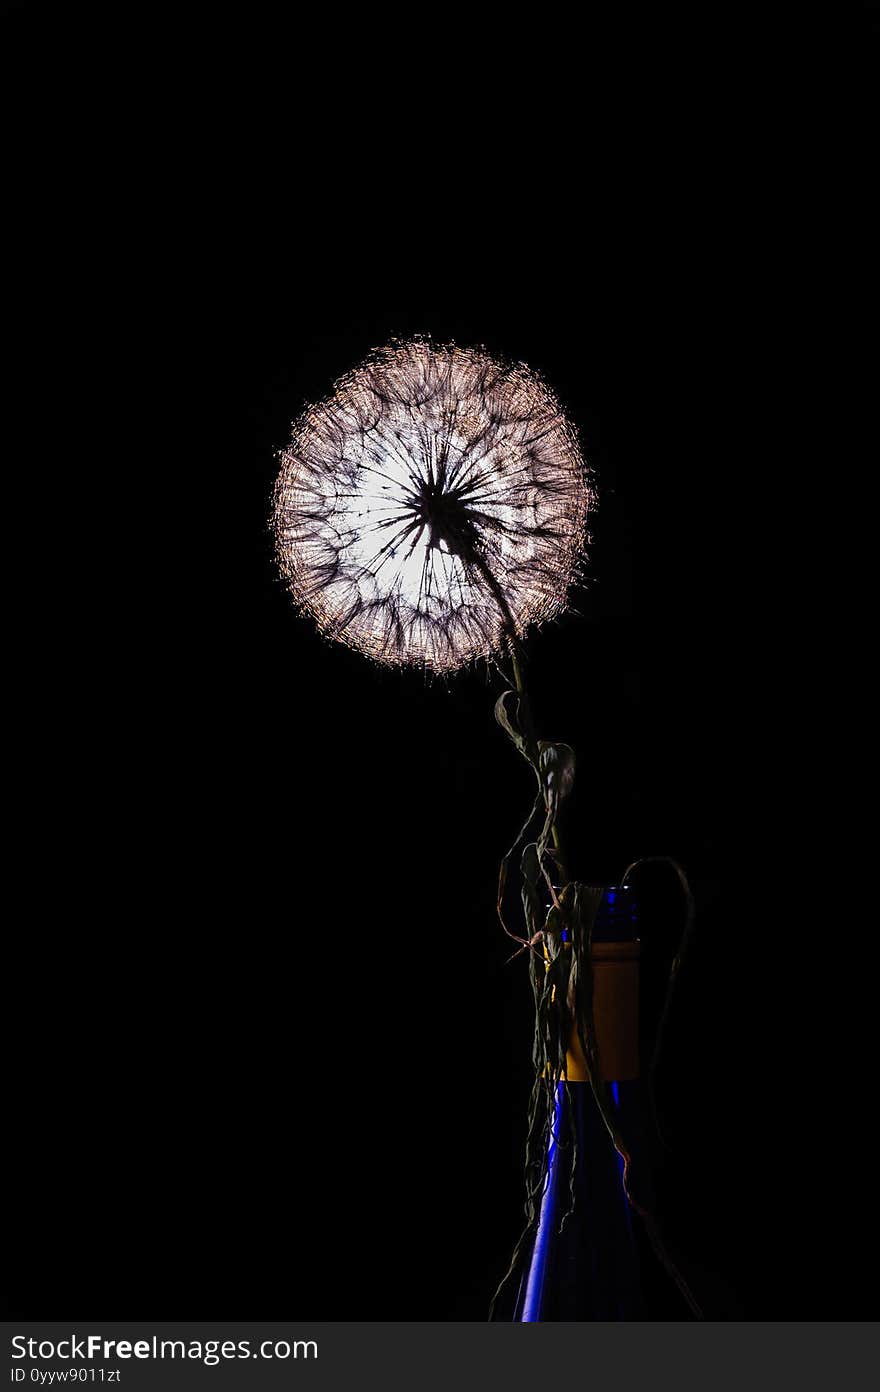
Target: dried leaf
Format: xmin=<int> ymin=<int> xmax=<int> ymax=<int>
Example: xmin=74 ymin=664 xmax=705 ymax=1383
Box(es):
xmin=494 ymin=690 xmax=536 ymax=766
xmin=538 ymin=740 xmax=576 ymax=806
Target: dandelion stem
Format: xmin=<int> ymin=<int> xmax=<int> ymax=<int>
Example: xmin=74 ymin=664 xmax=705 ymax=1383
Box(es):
xmin=471 ymin=548 xmax=571 ymax=887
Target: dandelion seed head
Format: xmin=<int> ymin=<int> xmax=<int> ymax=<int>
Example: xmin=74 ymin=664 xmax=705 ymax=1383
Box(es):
xmin=272 ymin=338 xmax=593 ymax=671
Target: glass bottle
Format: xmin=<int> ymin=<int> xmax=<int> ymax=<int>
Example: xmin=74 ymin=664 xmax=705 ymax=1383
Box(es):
xmin=509 ymin=885 xmax=696 ymax=1321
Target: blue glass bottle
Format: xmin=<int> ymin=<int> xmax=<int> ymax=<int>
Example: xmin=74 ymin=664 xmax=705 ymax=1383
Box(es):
xmin=512 ymin=885 xmax=673 ymax=1321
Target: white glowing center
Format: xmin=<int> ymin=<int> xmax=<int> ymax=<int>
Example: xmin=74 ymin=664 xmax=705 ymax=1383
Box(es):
xmin=336 ymin=425 xmax=513 ymax=612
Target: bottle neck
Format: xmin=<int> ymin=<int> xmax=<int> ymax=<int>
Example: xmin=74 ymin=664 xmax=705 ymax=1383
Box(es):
xmin=565 ymin=938 xmax=640 ymax=1083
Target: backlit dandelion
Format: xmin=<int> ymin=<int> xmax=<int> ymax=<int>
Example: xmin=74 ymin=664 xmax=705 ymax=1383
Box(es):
xmin=272 ymin=339 xmax=592 ymax=671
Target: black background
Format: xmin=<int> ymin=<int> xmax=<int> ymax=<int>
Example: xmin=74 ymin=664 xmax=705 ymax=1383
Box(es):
xmin=4 ymin=2 xmax=876 ymax=1325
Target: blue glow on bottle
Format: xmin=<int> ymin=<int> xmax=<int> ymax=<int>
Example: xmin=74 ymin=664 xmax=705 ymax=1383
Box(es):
xmin=515 ymin=885 xmax=643 ymax=1322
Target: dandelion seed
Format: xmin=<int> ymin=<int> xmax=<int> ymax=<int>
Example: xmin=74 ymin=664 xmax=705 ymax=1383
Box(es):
xmin=272 ymin=338 xmax=593 ymax=672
